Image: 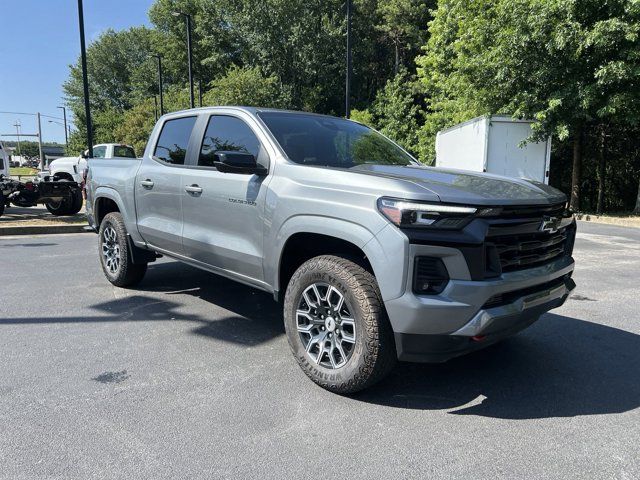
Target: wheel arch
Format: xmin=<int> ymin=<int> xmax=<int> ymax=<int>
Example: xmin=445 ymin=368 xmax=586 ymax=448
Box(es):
xmin=269 ymin=216 xmax=381 ymax=302
xmin=52 ymin=172 xmax=75 ymax=181
xmin=269 ymin=216 xmax=409 ymax=303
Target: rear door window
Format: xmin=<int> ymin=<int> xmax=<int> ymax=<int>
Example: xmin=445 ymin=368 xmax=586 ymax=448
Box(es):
xmin=154 ymin=116 xmax=197 ymax=165
xmin=113 ymin=145 xmax=136 ymax=158
xmin=93 ymin=146 xmax=107 ymax=158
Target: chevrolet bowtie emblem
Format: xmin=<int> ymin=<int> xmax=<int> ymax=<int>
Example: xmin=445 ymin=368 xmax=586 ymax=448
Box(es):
xmin=540 ymin=216 xmax=561 ymax=233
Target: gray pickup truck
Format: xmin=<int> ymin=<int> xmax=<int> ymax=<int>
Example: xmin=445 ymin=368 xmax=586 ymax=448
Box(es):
xmin=86 ymin=107 xmax=576 ymax=393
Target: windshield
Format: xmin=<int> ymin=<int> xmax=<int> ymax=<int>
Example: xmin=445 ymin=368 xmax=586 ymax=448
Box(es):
xmin=259 ymin=112 xmax=416 ymax=168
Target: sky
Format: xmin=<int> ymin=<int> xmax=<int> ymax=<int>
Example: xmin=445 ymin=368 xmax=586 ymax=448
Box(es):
xmin=0 ymin=0 xmax=155 ymax=146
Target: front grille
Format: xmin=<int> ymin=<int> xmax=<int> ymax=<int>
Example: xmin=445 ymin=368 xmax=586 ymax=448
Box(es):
xmin=489 ymin=229 xmax=568 ymax=272
xmin=494 ymin=203 xmax=566 ymax=219
xmin=484 ymin=202 xmax=573 ymax=274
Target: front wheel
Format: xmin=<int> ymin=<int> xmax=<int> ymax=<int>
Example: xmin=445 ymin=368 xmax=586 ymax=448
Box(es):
xmin=284 ymin=255 xmax=396 ymax=394
xmin=98 ymin=212 xmax=147 ymax=287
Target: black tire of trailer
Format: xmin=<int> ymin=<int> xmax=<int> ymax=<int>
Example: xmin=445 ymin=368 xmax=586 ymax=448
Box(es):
xmin=66 ymin=188 xmax=83 ymax=215
xmin=45 ymin=197 xmax=72 ymax=216
xmin=44 ymin=183 xmax=83 ymax=216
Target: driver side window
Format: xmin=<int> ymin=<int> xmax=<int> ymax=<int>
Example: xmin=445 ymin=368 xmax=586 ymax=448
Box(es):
xmin=199 ymin=115 xmax=263 ymax=168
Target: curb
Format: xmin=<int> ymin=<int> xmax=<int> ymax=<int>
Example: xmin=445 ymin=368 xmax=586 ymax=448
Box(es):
xmin=0 ymin=224 xmax=93 ymax=236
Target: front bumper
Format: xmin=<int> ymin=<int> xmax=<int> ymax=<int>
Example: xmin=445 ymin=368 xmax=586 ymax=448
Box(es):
xmin=384 ymin=252 xmax=575 ymax=362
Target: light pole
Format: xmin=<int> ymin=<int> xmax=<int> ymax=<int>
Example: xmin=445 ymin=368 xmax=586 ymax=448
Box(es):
xmin=57 ymin=106 xmax=68 ymax=147
xmin=77 ymin=0 xmax=93 ymax=157
xmin=172 ymin=11 xmax=195 ymax=109
xmin=149 ymin=54 xmax=164 ymax=115
xmin=345 ymin=0 xmax=352 ymax=119
xmin=153 ymin=96 xmax=158 ymax=121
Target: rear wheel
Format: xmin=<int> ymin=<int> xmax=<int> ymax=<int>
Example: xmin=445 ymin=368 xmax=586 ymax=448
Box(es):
xmin=284 ymin=255 xmax=396 ymax=394
xmin=98 ymin=212 xmax=147 ymax=287
xmin=45 ymin=180 xmax=82 ymax=216
xmin=66 ymin=188 xmax=83 ymax=215
xmin=45 ymin=197 xmax=72 ymax=215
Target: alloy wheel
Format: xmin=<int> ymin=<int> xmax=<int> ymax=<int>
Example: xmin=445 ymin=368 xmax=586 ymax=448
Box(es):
xmin=296 ymin=282 xmax=356 ymax=369
xmin=101 ymin=226 xmax=121 ymax=274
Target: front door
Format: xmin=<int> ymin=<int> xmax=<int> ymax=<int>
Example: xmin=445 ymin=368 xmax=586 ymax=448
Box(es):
xmin=135 ymin=115 xmax=197 ymax=254
xmin=181 ymin=114 xmax=271 ymax=281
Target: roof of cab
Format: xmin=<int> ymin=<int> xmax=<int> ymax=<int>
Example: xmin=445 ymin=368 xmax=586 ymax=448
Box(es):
xmin=161 ymin=106 xmax=344 ymax=120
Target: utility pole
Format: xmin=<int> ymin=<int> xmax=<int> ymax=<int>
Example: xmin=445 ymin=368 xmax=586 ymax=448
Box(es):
xmin=13 ymin=121 xmax=21 ymax=156
xmin=37 ymin=112 xmax=44 ymax=170
xmin=198 ymin=78 xmax=203 ymax=107
xmin=57 ymin=106 xmax=68 ymax=147
xmin=77 ymin=0 xmax=93 ymax=157
xmin=172 ymin=11 xmax=195 ymax=108
xmin=345 ymin=0 xmax=352 ymax=119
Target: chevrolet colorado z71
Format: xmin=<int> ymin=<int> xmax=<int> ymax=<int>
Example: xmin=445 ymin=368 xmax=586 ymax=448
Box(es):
xmin=86 ymin=107 xmax=576 ymax=393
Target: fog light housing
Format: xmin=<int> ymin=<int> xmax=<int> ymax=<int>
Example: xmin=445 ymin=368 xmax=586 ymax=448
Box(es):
xmin=413 ymin=257 xmax=449 ymax=294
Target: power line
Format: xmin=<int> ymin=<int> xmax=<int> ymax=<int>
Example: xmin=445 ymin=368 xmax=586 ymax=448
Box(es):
xmin=40 ymin=113 xmax=67 ymax=121
xmin=0 ymin=110 xmax=36 ymax=116
xmin=0 ymin=111 xmax=66 ymax=122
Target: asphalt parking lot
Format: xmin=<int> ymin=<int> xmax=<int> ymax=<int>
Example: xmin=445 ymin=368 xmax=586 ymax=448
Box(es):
xmin=1 ymin=221 xmax=638 ymax=479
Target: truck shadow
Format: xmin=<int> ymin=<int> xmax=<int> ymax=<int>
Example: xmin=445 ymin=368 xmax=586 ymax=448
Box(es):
xmin=2 ymin=260 xmax=638 ymax=419
xmin=356 ymin=313 xmax=640 ymax=419
xmin=139 ymin=262 xmax=640 ymax=419
xmin=134 ymin=260 xmax=284 ymax=345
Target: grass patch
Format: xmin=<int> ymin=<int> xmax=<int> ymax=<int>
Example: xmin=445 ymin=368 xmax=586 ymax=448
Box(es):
xmin=10 ymin=167 xmax=38 ymax=176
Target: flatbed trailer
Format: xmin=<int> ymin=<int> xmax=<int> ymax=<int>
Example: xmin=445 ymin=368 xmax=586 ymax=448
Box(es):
xmin=0 ymin=175 xmax=83 ymax=217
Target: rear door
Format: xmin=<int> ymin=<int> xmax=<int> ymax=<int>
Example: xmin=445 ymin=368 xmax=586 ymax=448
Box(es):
xmin=135 ymin=115 xmax=197 ymax=254
xmin=181 ymin=113 xmax=271 ymax=281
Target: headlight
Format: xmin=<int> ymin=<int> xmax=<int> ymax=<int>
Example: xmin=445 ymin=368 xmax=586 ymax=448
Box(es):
xmin=377 ymin=197 xmax=479 ymax=229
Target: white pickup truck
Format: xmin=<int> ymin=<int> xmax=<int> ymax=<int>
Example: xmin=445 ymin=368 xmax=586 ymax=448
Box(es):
xmin=0 ymin=142 xmax=8 ymax=177
xmin=44 ymin=143 xmax=136 ymax=183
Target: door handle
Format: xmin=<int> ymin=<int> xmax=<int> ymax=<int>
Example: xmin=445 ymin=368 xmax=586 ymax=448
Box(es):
xmin=185 ymin=184 xmax=203 ymax=194
xmin=140 ymin=179 xmax=154 ymax=189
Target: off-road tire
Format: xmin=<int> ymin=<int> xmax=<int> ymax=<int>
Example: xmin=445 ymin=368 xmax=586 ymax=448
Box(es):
xmin=98 ymin=212 xmax=147 ymax=287
xmin=284 ymin=255 xmax=396 ymax=394
xmin=45 ymin=196 xmax=72 ymax=215
xmin=66 ymin=188 xmax=83 ymax=215
xmin=45 ymin=181 xmax=83 ymax=216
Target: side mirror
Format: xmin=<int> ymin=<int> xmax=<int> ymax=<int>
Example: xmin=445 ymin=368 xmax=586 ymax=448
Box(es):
xmin=213 ymin=151 xmax=267 ymax=175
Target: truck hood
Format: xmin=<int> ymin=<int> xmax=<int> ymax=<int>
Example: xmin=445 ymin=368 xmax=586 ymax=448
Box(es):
xmin=351 ymin=164 xmax=566 ymax=206
xmin=50 ymin=156 xmax=81 ymax=168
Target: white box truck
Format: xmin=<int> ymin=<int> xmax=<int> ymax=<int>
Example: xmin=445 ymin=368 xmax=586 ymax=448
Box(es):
xmin=435 ymin=115 xmax=552 ymax=184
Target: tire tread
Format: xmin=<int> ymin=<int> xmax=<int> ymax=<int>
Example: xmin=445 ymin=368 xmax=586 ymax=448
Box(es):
xmin=284 ymin=255 xmax=396 ymax=393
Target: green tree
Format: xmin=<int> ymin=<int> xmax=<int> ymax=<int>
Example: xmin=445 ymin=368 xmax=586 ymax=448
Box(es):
xmin=12 ymin=141 xmax=41 ymax=159
xmin=114 ymin=100 xmax=157 ymax=156
xmin=63 ymin=26 xmax=160 ymax=151
xmin=370 ymin=69 xmax=425 ymax=158
xmin=202 ymin=66 xmax=291 ymax=108
xmin=417 ymin=0 xmax=640 ymax=210
xmin=376 ymin=0 xmax=433 ymax=74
